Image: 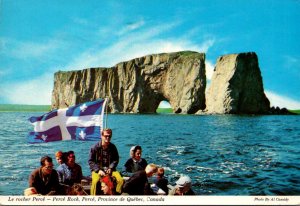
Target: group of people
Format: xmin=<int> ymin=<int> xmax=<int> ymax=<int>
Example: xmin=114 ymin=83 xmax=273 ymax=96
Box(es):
xmin=27 ymin=128 xmax=195 ymax=196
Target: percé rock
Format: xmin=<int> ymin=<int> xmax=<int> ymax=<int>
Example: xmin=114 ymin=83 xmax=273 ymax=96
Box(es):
xmin=51 ymin=51 xmax=206 ymax=114
xmin=205 ymin=52 xmax=270 ymax=114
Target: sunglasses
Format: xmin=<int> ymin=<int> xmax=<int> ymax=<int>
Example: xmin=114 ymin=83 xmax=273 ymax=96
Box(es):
xmin=103 ymin=135 xmax=111 ymax=138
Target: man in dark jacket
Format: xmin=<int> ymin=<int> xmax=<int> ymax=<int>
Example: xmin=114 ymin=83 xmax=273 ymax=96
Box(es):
xmin=88 ymin=128 xmax=122 ymax=195
xmin=122 ymin=163 xmax=158 ymax=195
xmin=29 ymin=156 xmax=62 ymax=195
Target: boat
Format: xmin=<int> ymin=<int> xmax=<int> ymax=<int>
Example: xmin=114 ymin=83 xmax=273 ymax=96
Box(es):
xmin=80 ymin=175 xmax=173 ymax=195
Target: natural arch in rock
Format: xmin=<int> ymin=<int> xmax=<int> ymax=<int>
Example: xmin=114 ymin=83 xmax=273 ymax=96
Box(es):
xmin=156 ymin=100 xmax=172 ymax=113
xmin=51 ymin=51 xmax=206 ymax=114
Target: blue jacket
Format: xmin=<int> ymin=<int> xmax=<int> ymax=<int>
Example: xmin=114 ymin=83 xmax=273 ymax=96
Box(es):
xmin=56 ymin=163 xmax=82 ymax=186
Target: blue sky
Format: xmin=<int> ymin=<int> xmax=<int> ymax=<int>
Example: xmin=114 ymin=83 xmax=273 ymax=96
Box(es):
xmin=0 ymin=0 xmax=299 ymax=109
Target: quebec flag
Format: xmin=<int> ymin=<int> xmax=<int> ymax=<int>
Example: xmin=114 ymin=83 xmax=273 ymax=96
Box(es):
xmin=27 ymin=99 xmax=107 ymax=143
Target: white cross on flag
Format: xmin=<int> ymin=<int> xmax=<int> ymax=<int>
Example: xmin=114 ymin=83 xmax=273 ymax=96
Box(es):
xmin=27 ymin=99 xmax=106 ymax=143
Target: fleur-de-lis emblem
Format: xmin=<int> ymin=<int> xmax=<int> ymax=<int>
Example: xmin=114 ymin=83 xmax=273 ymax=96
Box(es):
xmin=41 ymin=134 xmax=47 ymax=141
xmin=80 ymin=104 xmax=88 ymax=112
xmin=79 ymin=130 xmax=86 ymax=140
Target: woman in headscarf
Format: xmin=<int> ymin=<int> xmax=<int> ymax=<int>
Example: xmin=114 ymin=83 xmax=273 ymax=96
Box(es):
xmin=124 ymin=145 xmax=148 ymax=175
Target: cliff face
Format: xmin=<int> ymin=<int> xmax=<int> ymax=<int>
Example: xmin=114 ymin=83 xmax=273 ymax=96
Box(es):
xmin=52 ymin=51 xmax=272 ymax=115
xmin=205 ymin=52 xmax=270 ymax=114
xmin=51 ymin=51 xmax=206 ymax=114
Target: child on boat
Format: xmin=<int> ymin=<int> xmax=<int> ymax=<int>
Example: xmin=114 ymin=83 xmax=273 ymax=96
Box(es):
xmin=153 ymin=167 xmax=169 ymax=195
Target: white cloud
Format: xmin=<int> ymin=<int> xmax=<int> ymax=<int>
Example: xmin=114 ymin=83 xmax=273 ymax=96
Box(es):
xmin=113 ymin=23 xmax=215 ymax=63
xmin=283 ymin=55 xmax=300 ymax=77
xmin=1 ymin=38 xmax=64 ymax=59
xmin=200 ymin=39 xmax=215 ymax=53
xmin=65 ymin=23 xmax=172 ymax=69
xmin=283 ymin=55 xmax=300 ymax=69
xmin=14 ymin=40 xmax=61 ymax=59
xmin=118 ymin=21 xmax=181 ymax=47
xmin=1 ymin=21 xmax=217 ymax=105
xmin=265 ymin=90 xmax=300 ymax=110
xmin=206 ymin=60 xmax=215 ymax=80
xmin=64 ymin=21 xmax=209 ymax=70
xmin=1 ymin=73 xmax=53 ymax=105
xmin=107 ymin=39 xmax=201 ymax=65
xmin=65 ymin=23 xmax=216 ymax=70
xmin=118 ymin=20 xmax=145 ymax=36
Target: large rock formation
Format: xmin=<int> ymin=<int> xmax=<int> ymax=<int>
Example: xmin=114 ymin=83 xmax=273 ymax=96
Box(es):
xmin=51 ymin=51 xmax=206 ymax=114
xmin=205 ymin=52 xmax=270 ymax=114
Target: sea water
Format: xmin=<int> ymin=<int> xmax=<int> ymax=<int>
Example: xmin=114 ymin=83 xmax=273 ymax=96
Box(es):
xmin=0 ymin=112 xmax=299 ymax=195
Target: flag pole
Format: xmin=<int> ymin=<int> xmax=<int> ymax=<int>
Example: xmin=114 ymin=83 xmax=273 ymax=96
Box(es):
xmin=104 ymin=97 xmax=109 ymax=129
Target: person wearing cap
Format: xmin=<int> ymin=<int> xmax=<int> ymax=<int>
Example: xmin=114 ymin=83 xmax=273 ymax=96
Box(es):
xmin=169 ymin=175 xmax=195 ymax=195
xmin=122 ymin=163 xmax=158 ymax=195
xmin=123 ymin=145 xmax=148 ymax=175
xmin=88 ymin=128 xmax=123 ymax=195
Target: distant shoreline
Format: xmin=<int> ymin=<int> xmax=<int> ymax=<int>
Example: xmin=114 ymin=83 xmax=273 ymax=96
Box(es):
xmin=0 ymin=104 xmax=51 ymax=112
xmin=0 ymin=104 xmax=174 ymax=113
xmin=290 ymin=110 xmax=300 ymax=114
xmin=0 ymin=104 xmax=298 ymax=114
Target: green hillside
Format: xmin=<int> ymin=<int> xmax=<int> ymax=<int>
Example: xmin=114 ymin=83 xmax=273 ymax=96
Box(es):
xmin=289 ymin=110 xmax=300 ymax=114
xmin=0 ymin=104 xmax=173 ymax=113
xmin=0 ymin=104 xmax=51 ymax=112
xmin=156 ymin=108 xmax=173 ymax=113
